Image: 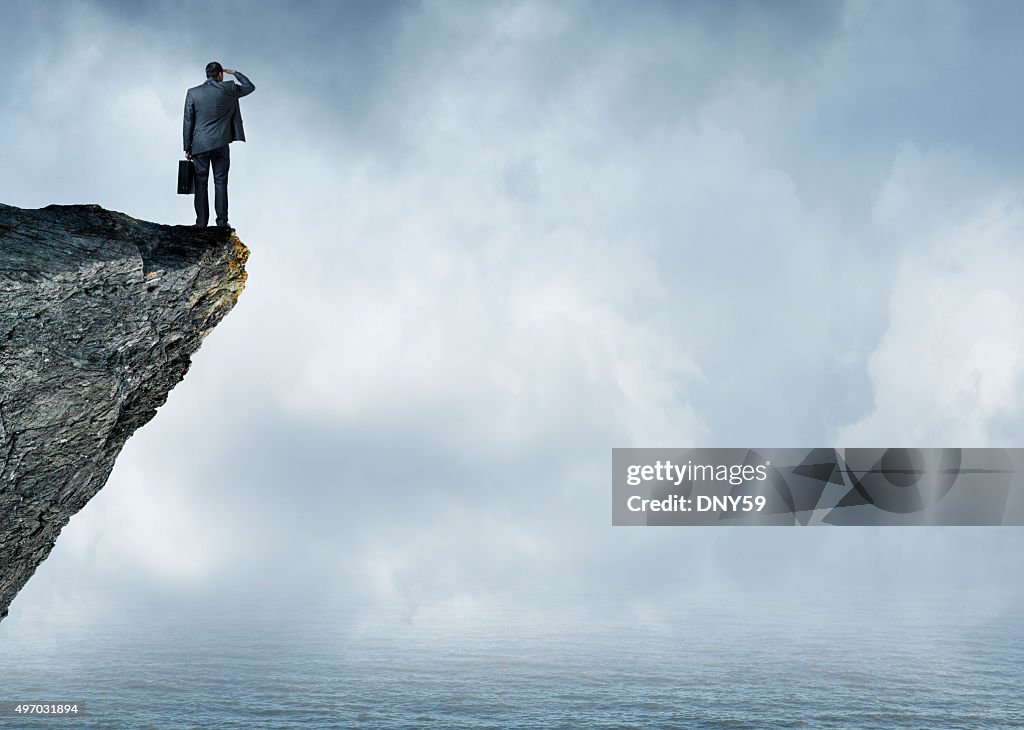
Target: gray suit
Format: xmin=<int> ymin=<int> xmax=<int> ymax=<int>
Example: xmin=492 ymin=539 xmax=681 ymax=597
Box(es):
xmin=183 ymin=72 xmax=255 ymax=227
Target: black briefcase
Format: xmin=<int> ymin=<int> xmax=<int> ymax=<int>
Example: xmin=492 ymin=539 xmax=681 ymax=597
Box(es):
xmin=177 ymin=159 xmax=195 ymax=195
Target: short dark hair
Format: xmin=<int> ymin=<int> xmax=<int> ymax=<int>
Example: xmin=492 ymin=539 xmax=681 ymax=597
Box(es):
xmin=206 ymin=61 xmax=223 ymax=79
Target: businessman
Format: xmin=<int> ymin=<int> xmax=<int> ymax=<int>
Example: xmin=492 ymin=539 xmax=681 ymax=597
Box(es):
xmin=183 ymin=62 xmax=255 ymax=228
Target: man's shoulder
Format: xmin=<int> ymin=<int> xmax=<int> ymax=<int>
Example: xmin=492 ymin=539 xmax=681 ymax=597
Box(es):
xmin=187 ymin=80 xmax=218 ymax=96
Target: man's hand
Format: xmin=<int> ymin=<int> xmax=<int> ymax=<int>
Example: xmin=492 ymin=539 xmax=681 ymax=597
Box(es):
xmin=223 ymin=68 xmax=237 ymax=75
xmin=185 ymin=151 xmax=192 ymax=160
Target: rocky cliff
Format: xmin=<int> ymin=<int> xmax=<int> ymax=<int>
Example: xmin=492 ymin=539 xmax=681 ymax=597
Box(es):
xmin=0 ymin=204 xmax=248 ymax=621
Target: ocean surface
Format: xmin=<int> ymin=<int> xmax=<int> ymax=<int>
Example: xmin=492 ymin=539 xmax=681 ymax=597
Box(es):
xmin=0 ymin=599 xmax=1022 ymax=729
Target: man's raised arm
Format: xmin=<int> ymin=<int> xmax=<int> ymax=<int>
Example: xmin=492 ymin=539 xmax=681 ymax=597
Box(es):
xmin=223 ymin=69 xmax=255 ymax=97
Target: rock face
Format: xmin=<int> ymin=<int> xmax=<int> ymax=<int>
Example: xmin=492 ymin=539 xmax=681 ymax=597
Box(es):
xmin=0 ymin=204 xmax=248 ymax=620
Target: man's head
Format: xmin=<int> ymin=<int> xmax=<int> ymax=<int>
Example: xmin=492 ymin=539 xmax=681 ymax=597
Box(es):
xmin=206 ymin=61 xmax=224 ymax=82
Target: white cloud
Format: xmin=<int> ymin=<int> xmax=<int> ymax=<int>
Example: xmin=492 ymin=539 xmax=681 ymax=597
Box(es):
xmin=840 ymin=187 xmax=1024 ymax=445
xmin=58 ymin=461 xmax=231 ymax=587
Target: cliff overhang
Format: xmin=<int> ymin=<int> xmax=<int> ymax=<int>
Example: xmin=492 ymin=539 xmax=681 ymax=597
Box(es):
xmin=0 ymin=204 xmax=248 ymax=620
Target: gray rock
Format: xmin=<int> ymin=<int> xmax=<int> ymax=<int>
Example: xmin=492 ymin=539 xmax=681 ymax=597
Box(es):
xmin=0 ymin=203 xmax=248 ymax=621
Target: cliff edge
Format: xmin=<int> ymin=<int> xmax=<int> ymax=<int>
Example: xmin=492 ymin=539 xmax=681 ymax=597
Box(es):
xmin=0 ymin=204 xmax=248 ymax=621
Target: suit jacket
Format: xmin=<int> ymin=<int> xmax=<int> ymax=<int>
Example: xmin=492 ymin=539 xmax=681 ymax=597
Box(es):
xmin=183 ymin=72 xmax=255 ymax=155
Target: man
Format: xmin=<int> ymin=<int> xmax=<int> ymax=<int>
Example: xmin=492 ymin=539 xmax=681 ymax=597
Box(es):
xmin=183 ymin=62 xmax=255 ymax=228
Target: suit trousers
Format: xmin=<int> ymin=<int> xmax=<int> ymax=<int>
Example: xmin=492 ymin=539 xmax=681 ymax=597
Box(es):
xmin=192 ymin=144 xmax=231 ymax=227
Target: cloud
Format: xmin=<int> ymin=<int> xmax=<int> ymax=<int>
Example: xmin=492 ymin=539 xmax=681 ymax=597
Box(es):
xmin=840 ymin=173 xmax=1024 ymax=446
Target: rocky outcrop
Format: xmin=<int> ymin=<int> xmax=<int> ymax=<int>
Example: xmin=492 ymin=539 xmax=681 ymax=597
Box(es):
xmin=0 ymin=204 xmax=248 ymax=620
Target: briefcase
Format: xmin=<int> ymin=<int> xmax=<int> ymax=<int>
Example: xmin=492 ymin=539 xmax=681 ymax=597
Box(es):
xmin=177 ymin=159 xmax=195 ymax=195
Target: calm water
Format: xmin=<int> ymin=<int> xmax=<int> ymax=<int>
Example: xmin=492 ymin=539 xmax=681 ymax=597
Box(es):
xmin=1 ymin=601 xmax=1022 ymax=728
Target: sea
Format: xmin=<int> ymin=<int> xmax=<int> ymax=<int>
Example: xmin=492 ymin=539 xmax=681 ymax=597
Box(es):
xmin=0 ymin=598 xmax=1021 ymax=728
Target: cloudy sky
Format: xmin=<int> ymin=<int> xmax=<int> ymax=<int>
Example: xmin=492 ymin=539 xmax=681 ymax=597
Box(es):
xmin=2 ymin=0 xmax=1024 ymax=637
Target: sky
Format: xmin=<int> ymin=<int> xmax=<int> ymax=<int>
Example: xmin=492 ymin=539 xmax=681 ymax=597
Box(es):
xmin=2 ymin=0 xmax=1024 ymax=638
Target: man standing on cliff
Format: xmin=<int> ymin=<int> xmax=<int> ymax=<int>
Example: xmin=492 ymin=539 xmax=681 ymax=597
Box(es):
xmin=183 ymin=62 xmax=255 ymax=229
